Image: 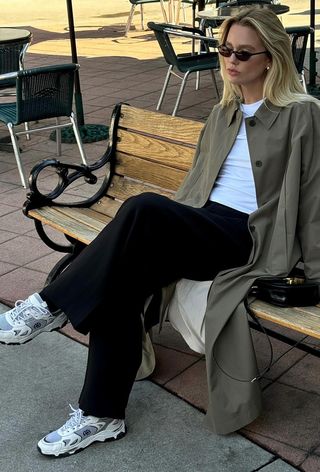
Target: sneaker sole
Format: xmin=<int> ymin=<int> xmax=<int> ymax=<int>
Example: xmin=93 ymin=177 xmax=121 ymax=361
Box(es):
xmin=37 ymin=424 xmax=127 ymax=457
xmin=0 ymin=313 xmax=68 ymax=345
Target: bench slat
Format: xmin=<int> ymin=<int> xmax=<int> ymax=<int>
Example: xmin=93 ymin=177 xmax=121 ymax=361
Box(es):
xmin=117 ymin=129 xmax=195 ymax=171
xmin=119 ymin=104 xmax=203 ymax=145
xmin=251 ymin=299 xmax=320 ymax=340
xmin=106 ymin=175 xmax=176 ymax=201
xmin=91 ymin=196 xmax=122 ymax=218
xmin=57 ymin=207 xmax=110 ymax=230
xmin=115 ymin=152 xmax=186 ymax=191
xmin=28 ymin=207 xmax=102 ymax=244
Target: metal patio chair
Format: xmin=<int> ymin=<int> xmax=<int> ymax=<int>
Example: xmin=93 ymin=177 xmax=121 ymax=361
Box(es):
xmin=285 ymin=26 xmax=311 ymax=92
xmin=125 ymin=0 xmax=168 ymax=36
xmin=0 ymin=63 xmax=88 ymax=188
xmin=0 ymin=30 xmax=33 ymax=146
xmin=0 ymin=30 xmax=32 ymax=97
xmin=148 ymin=21 xmax=220 ymax=116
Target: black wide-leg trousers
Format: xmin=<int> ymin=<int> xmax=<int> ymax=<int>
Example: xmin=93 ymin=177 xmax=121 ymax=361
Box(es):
xmin=41 ymin=193 xmax=252 ymax=419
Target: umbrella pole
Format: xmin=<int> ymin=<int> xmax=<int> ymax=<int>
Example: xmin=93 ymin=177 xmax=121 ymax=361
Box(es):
xmin=51 ymin=0 xmax=109 ymax=144
xmin=66 ymin=0 xmax=84 ymax=126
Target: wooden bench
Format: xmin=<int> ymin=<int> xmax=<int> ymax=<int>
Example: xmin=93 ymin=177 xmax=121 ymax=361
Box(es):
xmin=23 ymin=103 xmax=320 ymax=357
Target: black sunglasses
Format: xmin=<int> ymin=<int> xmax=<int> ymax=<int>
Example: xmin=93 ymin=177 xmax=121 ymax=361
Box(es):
xmin=218 ymin=45 xmax=269 ymax=62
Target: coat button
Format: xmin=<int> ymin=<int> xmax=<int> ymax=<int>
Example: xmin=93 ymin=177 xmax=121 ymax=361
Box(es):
xmin=248 ymin=119 xmax=256 ymax=126
xmin=250 ymin=225 xmax=256 ymax=232
xmin=255 ymin=160 xmax=262 ymax=167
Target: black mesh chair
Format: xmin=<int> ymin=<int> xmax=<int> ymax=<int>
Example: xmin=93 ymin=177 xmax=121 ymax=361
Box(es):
xmin=285 ymin=26 xmax=311 ymax=92
xmin=148 ymin=21 xmax=220 ymax=116
xmin=0 ymin=29 xmax=32 ymax=97
xmin=0 ymin=63 xmax=88 ymax=188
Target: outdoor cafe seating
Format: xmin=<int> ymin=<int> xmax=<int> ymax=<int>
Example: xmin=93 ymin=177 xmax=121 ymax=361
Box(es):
xmin=148 ymin=21 xmax=220 ymax=116
xmin=125 ymin=0 xmax=168 ymax=36
xmin=0 ymin=64 xmax=88 ymax=188
xmin=125 ymin=0 xmax=215 ymax=35
xmin=285 ymin=26 xmax=311 ymax=92
xmin=0 ymin=28 xmax=32 ymax=98
xmin=0 ymin=28 xmax=32 ymax=154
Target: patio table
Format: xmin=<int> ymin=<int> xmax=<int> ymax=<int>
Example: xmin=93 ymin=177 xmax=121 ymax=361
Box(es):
xmin=0 ymin=27 xmax=31 ymax=44
xmin=197 ymin=4 xmax=289 ymax=33
xmin=197 ymin=10 xmax=229 ymax=22
xmin=218 ymin=3 xmax=290 ymax=17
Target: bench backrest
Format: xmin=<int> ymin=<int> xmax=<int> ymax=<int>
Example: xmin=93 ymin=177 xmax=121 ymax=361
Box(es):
xmin=91 ymin=104 xmax=204 ymax=218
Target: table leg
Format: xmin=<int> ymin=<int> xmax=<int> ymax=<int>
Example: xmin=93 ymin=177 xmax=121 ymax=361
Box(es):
xmin=160 ymin=0 xmax=182 ymax=25
xmin=169 ymin=0 xmax=173 ymax=23
xmin=160 ymin=0 xmax=169 ymax=22
xmin=174 ymin=0 xmax=182 ymax=25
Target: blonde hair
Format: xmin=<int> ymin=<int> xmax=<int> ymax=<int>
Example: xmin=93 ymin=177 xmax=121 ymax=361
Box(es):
xmin=218 ymin=7 xmax=313 ymax=107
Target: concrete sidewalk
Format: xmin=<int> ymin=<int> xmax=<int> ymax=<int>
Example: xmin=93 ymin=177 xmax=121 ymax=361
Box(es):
xmin=0 ymin=302 xmax=296 ymax=472
xmin=0 ymin=1 xmax=319 ymax=471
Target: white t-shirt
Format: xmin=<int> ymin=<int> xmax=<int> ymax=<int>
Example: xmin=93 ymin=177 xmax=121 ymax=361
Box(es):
xmin=209 ymin=99 xmax=264 ymax=214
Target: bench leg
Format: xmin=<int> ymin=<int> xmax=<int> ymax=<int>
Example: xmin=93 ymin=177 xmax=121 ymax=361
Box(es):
xmin=249 ymin=319 xmax=320 ymax=358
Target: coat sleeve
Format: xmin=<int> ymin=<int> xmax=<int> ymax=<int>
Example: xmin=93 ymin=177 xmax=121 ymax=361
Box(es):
xmin=296 ymin=100 xmax=320 ymax=282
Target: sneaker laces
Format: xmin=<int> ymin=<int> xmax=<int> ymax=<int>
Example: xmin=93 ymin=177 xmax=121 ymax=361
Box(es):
xmin=61 ymin=405 xmax=88 ymax=432
xmin=7 ymin=298 xmax=50 ymax=324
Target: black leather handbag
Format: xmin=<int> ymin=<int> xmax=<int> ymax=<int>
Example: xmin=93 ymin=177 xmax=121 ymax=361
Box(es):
xmin=252 ymin=276 xmax=319 ymax=307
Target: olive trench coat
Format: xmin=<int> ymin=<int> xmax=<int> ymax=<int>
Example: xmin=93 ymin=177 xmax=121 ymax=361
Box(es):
xmin=140 ymin=98 xmax=320 ymax=435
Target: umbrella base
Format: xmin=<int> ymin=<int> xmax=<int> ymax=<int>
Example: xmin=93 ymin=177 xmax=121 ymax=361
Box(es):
xmin=0 ymin=134 xmax=21 ymax=153
xmin=0 ymin=134 xmax=13 ymax=153
xmin=50 ymin=124 xmax=109 ymax=144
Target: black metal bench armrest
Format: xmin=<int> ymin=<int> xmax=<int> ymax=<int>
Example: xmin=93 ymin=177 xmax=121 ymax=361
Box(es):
xmin=23 ymin=102 xmax=122 ymax=215
xmin=23 ymin=147 xmax=114 ymax=215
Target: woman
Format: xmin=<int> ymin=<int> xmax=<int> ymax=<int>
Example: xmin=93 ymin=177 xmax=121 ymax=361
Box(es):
xmin=1 ymin=7 xmax=319 ymax=457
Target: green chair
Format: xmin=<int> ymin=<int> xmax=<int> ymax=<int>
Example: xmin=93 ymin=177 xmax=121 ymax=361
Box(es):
xmin=285 ymin=26 xmax=311 ymax=92
xmin=148 ymin=21 xmax=220 ymax=116
xmin=125 ymin=0 xmax=168 ymax=36
xmin=0 ymin=63 xmax=88 ymax=188
xmin=0 ymin=30 xmax=32 ymax=97
xmin=0 ymin=30 xmax=33 ymax=152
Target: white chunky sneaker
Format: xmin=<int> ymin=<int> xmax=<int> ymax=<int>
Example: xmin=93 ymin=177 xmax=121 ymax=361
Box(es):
xmin=0 ymin=293 xmax=67 ymax=344
xmin=37 ymin=405 xmax=127 ymax=457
